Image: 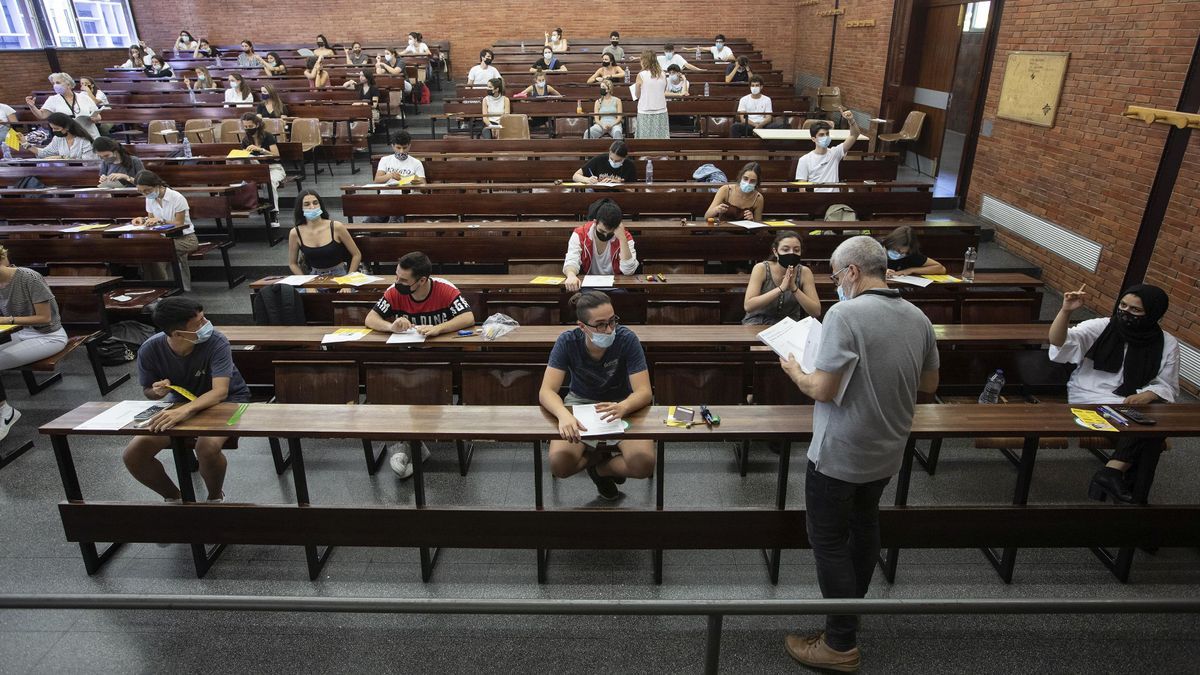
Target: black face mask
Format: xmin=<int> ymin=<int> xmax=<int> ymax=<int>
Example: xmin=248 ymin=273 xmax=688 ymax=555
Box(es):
xmin=1115 ymin=309 xmax=1152 ymax=331
xmin=611 ymin=39 xmax=619 ymax=45
xmin=394 ymin=280 xmax=418 ymax=295
xmin=777 ymin=253 xmax=802 ymax=268
xmin=245 ymin=126 xmax=259 ymax=134
xmin=52 ymin=130 xmax=67 ymax=138
xmin=595 ymin=229 xmax=615 ymax=242
xmin=484 ymin=57 xmax=493 ymax=65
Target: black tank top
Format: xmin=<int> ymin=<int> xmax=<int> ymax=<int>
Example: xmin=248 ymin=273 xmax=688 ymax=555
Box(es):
xmin=296 ymin=222 xmax=350 ymax=270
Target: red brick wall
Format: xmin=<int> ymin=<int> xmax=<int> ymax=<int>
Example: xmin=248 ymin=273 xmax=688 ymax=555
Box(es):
xmin=125 ymin=1 xmax=805 ymax=82
xmin=791 ymin=0 xmax=895 ymax=115
xmin=1145 ymin=132 xmax=1200 ymax=366
xmin=0 ymin=49 xmax=127 ymax=106
xmin=966 ymin=0 xmax=1198 ymax=331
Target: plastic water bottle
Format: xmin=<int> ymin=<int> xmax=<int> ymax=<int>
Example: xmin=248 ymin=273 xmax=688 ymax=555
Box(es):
xmin=695 ymin=46 xmax=702 ymax=60
xmin=182 ymin=136 xmax=192 ymax=158
xmin=962 ymin=246 xmax=977 ymax=282
xmin=978 ymin=369 xmax=1005 ymax=404
xmin=214 ymin=52 xmax=222 ymax=68
xmin=704 ymin=81 xmax=710 ymax=97
xmin=520 ymin=41 xmax=525 ymax=53
xmin=645 ymin=159 xmax=653 ymax=184
xmin=623 ymin=68 xmax=630 ymax=84
xmin=188 ymin=87 xmax=197 ymax=104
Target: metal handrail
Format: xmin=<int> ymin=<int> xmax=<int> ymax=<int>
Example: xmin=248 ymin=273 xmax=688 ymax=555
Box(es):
xmin=4 ymin=594 xmax=1198 ymax=674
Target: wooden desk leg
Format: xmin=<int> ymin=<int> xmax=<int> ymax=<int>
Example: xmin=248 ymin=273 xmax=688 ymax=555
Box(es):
xmin=1092 ymin=440 xmax=1165 ymax=583
xmin=346 ymin=121 xmax=360 ymax=174
xmin=879 ymin=437 xmax=917 ymax=583
xmin=170 ymin=438 xmax=226 ymax=579
xmin=982 ymin=436 xmax=1038 ymax=583
xmin=286 ymin=438 xmax=333 ymax=581
xmin=764 ymin=439 xmax=792 ymax=585
xmin=412 ymin=439 xmax=439 ymax=582
xmin=654 ymin=441 xmax=665 ymax=585
xmin=51 ymin=434 xmax=123 ymax=575
xmin=534 ymin=440 xmax=549 ymax=584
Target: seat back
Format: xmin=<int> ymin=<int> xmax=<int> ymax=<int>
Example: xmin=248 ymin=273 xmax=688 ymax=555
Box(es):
xmin=817 ymin=86 xmax=842 ymax=113
xmin=183 ymin=118 xmax=217 ymax=143
xmin=460 ymin=362 xmax=543 ymax=405
xmin=217 ymin=119 xmax=244 ymax=144
xmin=364 ymin=362 xmax=453 ymax=405
xmin=647 ymin=300 xmax=721 ymax=325
xmin=484 ymin=299 xmax=558 ymax=325
xmin=147 ymin=120 xmax=178 ymax=144
xmin=273 ymin=360 xmax=358 ymax=404
xmin=290 ymin=118 xmax=322 ymax=151
xmin=650 ymin=361 xmax=744 ymax=405
xmin=554 ymin=116 xmax=589 ymax=138
xmin=701 ymin=116 xmax=731 ymax=137
xmin=262 ymin=117 xmax=287 ymax=141
xmin=899 ymin=110 xmax=926 ymax=140
xmin=497 ymin=114 xmax=531 ymax=140
xmin=331 ymin=300 xmax=376 ymax=325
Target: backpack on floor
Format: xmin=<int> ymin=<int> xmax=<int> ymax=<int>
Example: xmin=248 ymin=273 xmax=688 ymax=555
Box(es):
xmin=252 ymin=283 xmax=307 ymax=325
xmin=415 ymin=81 xmax=431 ymax=105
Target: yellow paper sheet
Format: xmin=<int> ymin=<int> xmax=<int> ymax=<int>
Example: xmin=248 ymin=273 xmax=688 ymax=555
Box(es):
xmin=1072 ymin=408 xmax=1118 ymax=433
xmin=4 ymin=128 xmax=20 ymax=151
xmin=921 ymin=275 xmax=962 ymax=283
xmin=331 ymin=272 xmax=376 ymax=286
xmin=394 ymin=174 xmax=415 ymax=185
xmin=167 ymin=384 xmax=197 ymax=401
xmin=331 ymin=328 xmax=372 ymax=337
xmin=226 ymin=149 xmax=253 ymax=158
xmin=765 ymin=220 xmax=796 ymax=228
xmin=790 ymin=181 xmax=813 ymax=186
xmin=560 ymin=182 xmax=589 ymax=187
xmin=530 ymin=276 xmax=566 ymax=285
xmin=0 ymin=324 xmax=17 ymax=331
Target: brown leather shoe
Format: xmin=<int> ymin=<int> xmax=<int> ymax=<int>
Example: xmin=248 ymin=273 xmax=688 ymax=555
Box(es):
xmin=784 ymin=633 xmax=861 ymax=672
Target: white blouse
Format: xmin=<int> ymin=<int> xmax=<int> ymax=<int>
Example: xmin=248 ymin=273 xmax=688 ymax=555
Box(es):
xmin=1048 ymin=317 xmax=1179 ymax=404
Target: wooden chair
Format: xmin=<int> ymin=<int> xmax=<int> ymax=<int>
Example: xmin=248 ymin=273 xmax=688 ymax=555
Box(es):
xmin=497 ymin=114 xmax=531 ymax=140
xmin=262 ymin=117 xmax=287 ymax=141
xmin=363 ymin=362 xmax=471 ymax=475
xmin=269 ymin=360 xmax=360 ymax=474
xmin=878 ymin=111 xmax=927 ymax=174
xmin=817 ymin=86 xmax=843 ymax=118
xmin=183 ymin=119 xmax=218 ymax=143
xmin=217 ymin=120 xmax=244 ymax=144
xmin=147 ymin=120 xmax=178 ymax=144
xmin=701 ymin=116 xmax=731 ymax=137
xmin=289 ymin=118 xmax=326 ymax=177
xmin=553 ymin=116 xmax=589 ymax=138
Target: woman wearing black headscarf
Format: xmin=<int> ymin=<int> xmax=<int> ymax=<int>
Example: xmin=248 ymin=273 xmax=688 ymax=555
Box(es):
xmin=1049 ymin=283 xmax=1179 ymax=503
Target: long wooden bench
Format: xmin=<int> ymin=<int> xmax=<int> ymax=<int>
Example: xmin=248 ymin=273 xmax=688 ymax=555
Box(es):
xmin=394 ymin=136 xmax=880 ymax=155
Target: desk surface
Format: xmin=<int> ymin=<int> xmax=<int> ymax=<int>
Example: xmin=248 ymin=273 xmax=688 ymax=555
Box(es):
xmin=755 ymin=129 xmax=870 ymax=141
xmin=219 ymin=323 xmax=1051 ymax=348
xmin=341 ymin=218 xmax=969 ymax=233
xmin=0 ymin=223 xmax=188 ymax=237
xmin=339 ymin=181 xmax=926 ymax=194
xmin=45 ymin=276 xmax=123 ymax=294
xmin=42 ymin=401 xmax=1200 ymax=441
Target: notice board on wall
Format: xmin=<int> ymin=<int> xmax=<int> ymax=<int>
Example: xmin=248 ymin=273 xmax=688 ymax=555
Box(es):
xmin=997 ymin=51 xmax=1070 ymax=128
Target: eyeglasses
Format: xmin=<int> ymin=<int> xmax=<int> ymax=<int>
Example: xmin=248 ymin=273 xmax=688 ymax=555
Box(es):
xmin=830 ymin=265 xmax=851 ymax=284
xmin=584 ymin=316 xmax=620 ymax=331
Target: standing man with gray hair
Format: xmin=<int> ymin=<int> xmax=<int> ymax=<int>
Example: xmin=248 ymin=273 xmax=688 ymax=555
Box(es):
xmin=778 ymin=235 xmax=939 ymax=671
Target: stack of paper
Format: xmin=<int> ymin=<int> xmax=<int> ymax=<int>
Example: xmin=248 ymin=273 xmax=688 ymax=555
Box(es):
xmin=321 ymin=328 xmax=372 ymax=344
xmin=74 ymin=400 xmax=164 ymax=431
xmin=331 ymin=272 xmax=383 ymax=287
xmin=60 ymin=224 xmax=109 ymax=233
xmin=756 ymin=316 xmax=823 ymax=373
xmin=764 ymin=220 xmax=796 ymax=228
xmin=107 ymin=224 xmax=148 ymax=232
xmin=889 ymin=275 xmax=934 ymax=287
xmin=729 ymin=220 xmax=769 ymax=230
xmin=581 ymin=275 xmax=615 ymax=287
xmin=573 ymin=404 xmax=625 ymax=437
xmin=274 ymin=274 xmax=318 ymax=286
xmin=921 ymin=275 xmax=962 ymax=283
xmin=387 ymin=329 xmax=426 ymax=344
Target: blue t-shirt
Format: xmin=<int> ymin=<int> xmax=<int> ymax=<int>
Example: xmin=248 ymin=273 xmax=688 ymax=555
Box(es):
xmin=137 ymin=330 xmax=250 ymax=403
xmin=547 ymin=326 xmax=647 ymax=401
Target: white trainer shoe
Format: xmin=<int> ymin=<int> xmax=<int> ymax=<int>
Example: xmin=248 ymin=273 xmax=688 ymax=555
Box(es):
xmin=388 ymin=442 xmax=431 ymax=479
xmin=0 ymin=406 xmax=21 ymax=443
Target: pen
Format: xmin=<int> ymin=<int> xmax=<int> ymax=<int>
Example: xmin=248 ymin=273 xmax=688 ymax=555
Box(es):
xmin=1096 ymin=409 xmax=1125 ymax=427
xmin=1097 ymin=405 xmax=1129 ymax=426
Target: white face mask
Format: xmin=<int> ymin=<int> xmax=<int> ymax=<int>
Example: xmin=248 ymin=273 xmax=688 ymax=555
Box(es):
xmin=664 ymin=51 xmax=674 ymax=58
xmin=670 ymin=75 xmax=681 ymax=83
xmin=544 ymin=52 xmax=553 ymax=60
xmin=750 ymin=86 xmax=762 ymax=95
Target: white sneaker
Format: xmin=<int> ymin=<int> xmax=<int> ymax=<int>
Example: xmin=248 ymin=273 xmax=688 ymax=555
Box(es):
xmin=205 ymin=495 xmax=224 ymax=504
xmin=0 ymin=406 xmax=20 ymax=443
xmin=164 ymin=497 xmax=182 ymax=505
xmin=388 ymin=442 xmax=431 ymax=479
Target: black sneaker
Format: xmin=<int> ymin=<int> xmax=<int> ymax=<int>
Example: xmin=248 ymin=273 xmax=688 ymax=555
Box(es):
xmin=586 ymin=465 xmax=621 ymax=501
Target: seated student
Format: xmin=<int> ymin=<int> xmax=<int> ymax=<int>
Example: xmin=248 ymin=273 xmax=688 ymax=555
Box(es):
xmin=584 ymin=80 xmax=624 ymax=139
xmin=466 ymin=49 xmax=500 ymax=87
xmin=479 ymin=78 xmax=510 ymax=138
xmin=705 ymin=161 xmax=765 ymax=221
xmin=192 ymin=38 xmax=215 ymax=58
xmin=563 ymin=198 xmax=639 ymax=291
xmin=519 ymin=70 xmax=562 ymax=98
xmin=587 ymin=53 xmax=625 ymax=84
xmin=173 ymin=31 xmax=197 ymax=53
xmin=131 ymin=170 xmax=200 ymax=291
xmin=544 ymin=27 xmax=568 ymax=53
xmin=731 ymin=76 xmax=784 ymax=137
xmin=184 ymin=66 xmax=219 ymax=91
xmin=122 ymin=297 xmax=250 ymax=504
xmin=288 ymin=189 xmax=361 ymax=276
xmin=602 ymin=31 xmax=625 ymax=62
xmin=79 ymin=77 xmax=110 ymax=110
xmin=665 ymin=64 xmax=689 ymax=97
xmin=0 ymin=244 xmax=68 ymax=441
xmin=881 ymin=225 xmax=946 ymax=277
xmin=531 ymin=47 xmax=567 ymax=72
xmin=539 ymin=290 xmax=654 ymax=501
xmin=117 ymin=43 xmax=154 ymax=68
xmin=312 ymin=34 xmax=336 ymax=59
xmin=403 ymin=32 xmax=431 ymax=56
xmin=224 ymin=73 xmax=255 ymax=107
xmin=28 ymin=112 xmax=96 ymax=160
xmin=794 ymin=109 xmax=862 ymax=192
xmin=344 ymin=41 xmax=370 ymax=66
xmin=366 ymin=131 xmax=426 ymax=223
xmin=236 ymin=40 xmax=262 ymax=67
xmin=94 ymin=136 xmax=145 ymax=188
xmin=25 ymin=72 xmax=101 ymax=139
xmin=725 ymin=56 xmax=753 ymax=83
xmin=239 ymin=113 xmax=285 ymax=219
xmin=375 ymin=47 xmax=405 ymax=76
xmin=742 ymin=230 xmax=821 ymax=325
xmin=708 ymin=34 xmax=734 ymax=62
xmin=365 ymin=251 xmax=475 ymax=336
xmin=261 ymin=52 xmax=287 ymax=76
xmin=256 ymin=84 xmax=288 ymax=119
xmin=657 ymin=43 xmax=703 ymax=72
xmin=343 ymin=69 xmax=380 ymax=128
xmin=573 ymin=140 xmax=636 ymax=185
xmin=1050 ymin=284 xmax=1179 ymax=503
xmin=304 ymin=55 xmax=330 ymax=89
xmin=144 ymin=54 xmax=174 ymax=78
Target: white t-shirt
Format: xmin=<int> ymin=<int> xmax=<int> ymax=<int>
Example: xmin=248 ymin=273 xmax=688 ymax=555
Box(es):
xmin=40 ymin=93 xmax=100 ymax=138
xmin=0 ymin=103 xmax=15 ymax=123
xmin=656 ymin=53 xmax=691 ymax=70
xmin=146 ymin=188 xmax=195 ymax=236
xmin=376 ymin=154 xmax=426 ymax=179
xmin=466 ymin=65 xmax=500 ymax=86
xmin=562 ymin=224 xmax=640 ymax=276
xmin=709 ymin=45 xmax=734 ymax=61
xmin=403 ymin=42 xmax=431 ymax=55
xmin=224 ymin=89 xmax=254 ymax=107
xmin=1049 ymin=317 xmax=1179 ymax=405
xmin=738 ymin=94 xmax=773 ymax=125
xmin=794 ymin=142 xmax=849 ymax=191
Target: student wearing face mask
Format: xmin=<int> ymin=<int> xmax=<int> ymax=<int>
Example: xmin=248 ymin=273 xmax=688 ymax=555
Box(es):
xmin=256 ymin=84 xmax=288 ymax=118
xmin=117 ymin=43 xmax=155 ymax=68
xmin=544 ymin=28 xmax=568 ymax=53
xmin=262 ymin=52 xmax=287 ymax=76
xmin=794 ymin=109 xmax=862 ymax=191
xmin=374 ymin=47 xmax=407 ymax=82
xmin=1050 ymin=284 xmax=1179 ymax=503
xmin=467 ymin=49 xmax=500 ymax=87
xmin=313 ymin=34 xmax=335 ymax=58
xmin=144 ymin=55 xmax=174 ymax=79
xmin=237 ymin=40 xmax=262 ymax=67
xmin=731 ymin=75 xmax=784 ymax=137
xmin=403 ymin=32 xmax=431 ymax=56
xmin=184 ymin=66 xmax=219 ymax=92
xmin=664 ymin=64 xmax=690 ymax=97
xmin=656 ymin=43 xmax=703 ymax=72
xmin=288 ymin=190 xmax=360 ymax=277
xmin=584 ymin=80 xmax=624 ymax=139
xmin=366 ymin=131 xmax=426 ymax=222
xmin=880 ymin=225 xmax=946 ymax=278
xmin=131 ymin=170 xmax=200 ymax=291
xmin=705 ymin=161 xmax=764 ymax=221
xmin=587 ymin=53 xmax=625 ymax=83
xmin=94 ymin=136 xmax=145 ymax=188
xmin=563 ymin=198 xmax=638 ymax=292
xmin=223 ymin=73 xmax=255 ymax=107
xmin=519 ymin=70 xmax=562 ymax=98
xmin=539 ymin=290 xmax=653 ymax=501
xmin=479 ymin=78 xmax=510 ymax=138
xmin=173 ymin=31 xmax=197 ymax=54
xmin=344 ymin=41 xmax=370 ymax=66
xmin=79 ymin=76 xmax=110 ymax=110
xmin=709 ymin=34 xmax=734 ymax=62
xmin=25 ymin=72 xmax=101 ymax=139
xmin=365 ymin=251 xmax=475 ymax=337
xmin=573 ymin=140 xmax=635 ymax=184
xmin=122 ymin=297 xmax=250 ymax=504
xmin=743 ymin=230 xmax=822 ymax=325
xmin=239 ymin=112 xmax=285 ymax=219
xmin=25 ymin=112 xmax=95 ymax=160
xmin=531 ymin=47 xmax=567 ymax=72
xmin=192 ymin=38 xmax=214 ymax=58
xmin=602 ymin=32 xmax=625 ymax=62
xmin=725 ymin=56 xmax=753 ymax=83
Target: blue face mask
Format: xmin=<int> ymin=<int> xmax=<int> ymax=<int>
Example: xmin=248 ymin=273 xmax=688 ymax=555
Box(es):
xmin=183 ymin=320 xmax=213 ymax=344
xmin=589 ymin=329 xmax=615 ymax=349
xmin=816 ymin=136 xmax=832 ymax=149
xmin=739 ymin=180 xmax=755 ymax=194
xmin=608 ymin=159 xmax=623 ymax=169
xmin=887 ymin=249 xmax=903 ymax=261
xmin=836 ymin=285 xmax=849 ymax=303
xmin=302 ymin=208 xmax=323 ymax=220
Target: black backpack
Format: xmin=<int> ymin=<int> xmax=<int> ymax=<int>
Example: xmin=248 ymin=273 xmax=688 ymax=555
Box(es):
xmin=252 ymin=283 xmax=307 ymax=325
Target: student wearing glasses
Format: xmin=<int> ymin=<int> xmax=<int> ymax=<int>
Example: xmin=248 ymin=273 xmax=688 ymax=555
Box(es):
xmin=539 ymin=290 xmax=654 ymax=501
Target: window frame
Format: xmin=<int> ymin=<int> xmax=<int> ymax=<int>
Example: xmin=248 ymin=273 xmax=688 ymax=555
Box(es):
xmin=0 ymin=0 xmax=138 ymax=50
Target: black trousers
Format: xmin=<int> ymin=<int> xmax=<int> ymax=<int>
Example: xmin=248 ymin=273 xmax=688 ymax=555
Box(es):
xmin=730 ymin=120 xmax=785 ymax=137
xmin=804 ymin=460 xmax=890 ymax=651
xmin=1111 ymin=436 xmax=1166 ymax=502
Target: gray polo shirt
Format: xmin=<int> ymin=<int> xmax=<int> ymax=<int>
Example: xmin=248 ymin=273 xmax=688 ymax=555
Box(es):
xmin=808 ymin=289 xmax=938 ymax=483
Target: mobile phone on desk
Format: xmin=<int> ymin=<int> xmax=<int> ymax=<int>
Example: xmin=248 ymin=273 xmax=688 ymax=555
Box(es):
xmin=132 ymin=402 xmax=172 ymax=427
xmin=1112 ymin=406 xmax=1157 ymax=425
